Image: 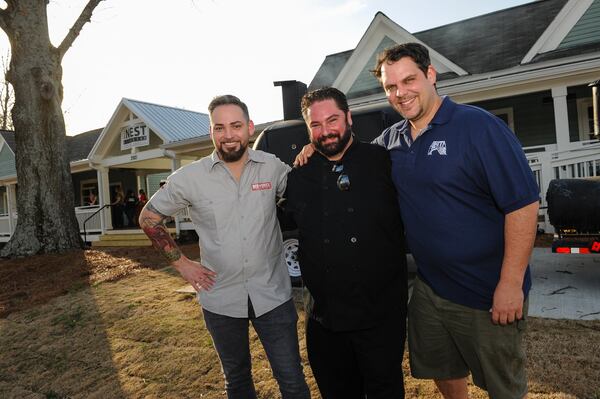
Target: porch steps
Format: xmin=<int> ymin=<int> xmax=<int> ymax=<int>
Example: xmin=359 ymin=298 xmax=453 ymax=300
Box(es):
xmin=91 ymin=228 xmax=176 ymax=247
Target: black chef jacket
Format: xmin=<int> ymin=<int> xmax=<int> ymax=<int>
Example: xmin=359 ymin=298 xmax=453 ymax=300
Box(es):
xmin=282 ymin=139 xmax=408 ymax=332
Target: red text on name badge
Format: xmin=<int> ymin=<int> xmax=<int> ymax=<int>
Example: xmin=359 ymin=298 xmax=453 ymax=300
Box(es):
xmin=252 ymin=182 xmax=272 ymax=191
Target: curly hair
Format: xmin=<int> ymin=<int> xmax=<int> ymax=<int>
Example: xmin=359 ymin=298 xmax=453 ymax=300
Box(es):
xmin=300 ymin=87 xmax=349 ymax=120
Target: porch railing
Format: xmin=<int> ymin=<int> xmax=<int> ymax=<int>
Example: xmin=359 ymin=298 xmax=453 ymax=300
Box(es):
xmin=75 ymin=205 xmax=103 ymax=232
xmin=527 ymin=139 xmax=600 ymax=233
xmin=0 ymin=212 xmax=17 ymax=236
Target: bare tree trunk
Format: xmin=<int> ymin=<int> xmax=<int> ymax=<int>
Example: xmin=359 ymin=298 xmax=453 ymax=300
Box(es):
xmin=0 ymin=1 xmax=102 ymax=256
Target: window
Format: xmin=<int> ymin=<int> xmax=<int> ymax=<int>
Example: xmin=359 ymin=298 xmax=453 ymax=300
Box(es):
xmin=0 ymin=189 xmax=7 ymax=216
xmin=577 ymin=98 xmax=596 ymax=141
xmin=80 ymin=179 xmax=98 ymax=206
xmin=489 ymin=107 xmax=515 ymax=132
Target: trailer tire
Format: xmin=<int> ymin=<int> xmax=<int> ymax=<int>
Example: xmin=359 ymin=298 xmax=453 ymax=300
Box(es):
xmin=283 ymin=230 xmax=302 ymax=286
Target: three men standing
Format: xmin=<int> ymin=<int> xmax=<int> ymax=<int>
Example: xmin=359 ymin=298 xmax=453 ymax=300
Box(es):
xmin=140 ymin=41 xmax=538 ymax=399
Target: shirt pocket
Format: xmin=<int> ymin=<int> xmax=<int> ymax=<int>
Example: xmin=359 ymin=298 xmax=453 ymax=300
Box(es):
xmin=260 ymin=186 xmax=277 ymax=222
xmin=189 ymin=199 xmax=221 ymax=244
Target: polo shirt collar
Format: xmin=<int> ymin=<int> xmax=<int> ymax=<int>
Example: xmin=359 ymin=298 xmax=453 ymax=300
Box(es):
xmin=430 ymin=95 xmax=455 ymax=126
xmin=397 ymin=95 xmax=455 ymax=144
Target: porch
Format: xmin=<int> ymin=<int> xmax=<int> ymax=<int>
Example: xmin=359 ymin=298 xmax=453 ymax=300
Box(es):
xmin=527 ymin=138 xmax=600 ymax=233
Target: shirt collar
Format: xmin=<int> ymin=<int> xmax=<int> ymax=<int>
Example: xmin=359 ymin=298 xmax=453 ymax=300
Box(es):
xmin=209 ymin=148 xmax=266 ymax=170
xmin=396 ymin=96 xmax=455 ymax=144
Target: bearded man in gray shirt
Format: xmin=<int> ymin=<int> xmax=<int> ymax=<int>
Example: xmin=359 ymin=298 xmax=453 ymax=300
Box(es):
xmin=139 ymin=95 xmax=310 ymax=399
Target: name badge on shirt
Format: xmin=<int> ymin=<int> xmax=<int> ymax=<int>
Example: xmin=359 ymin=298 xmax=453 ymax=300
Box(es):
xmin=251 ymin=182 xmax=272 ymax=191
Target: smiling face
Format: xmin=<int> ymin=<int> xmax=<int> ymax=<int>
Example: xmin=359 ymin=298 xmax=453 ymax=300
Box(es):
xmin=210 ymin=103 xmax=254 ymax=163
xmin=305 ymin=98 xmax=353 ymax=159
xmin=381 ymin=56 xmax=441 ymax=127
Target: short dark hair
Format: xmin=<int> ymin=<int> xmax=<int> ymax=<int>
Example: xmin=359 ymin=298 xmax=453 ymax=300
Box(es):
xmin=301 ymin=87 xmax=349 ymax=120
xmin=208 ymin=95 xmax=250 ymax=121
xmin=372 ymin=42 xmax=431 ymax=80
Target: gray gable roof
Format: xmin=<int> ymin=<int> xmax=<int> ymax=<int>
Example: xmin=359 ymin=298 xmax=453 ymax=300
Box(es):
xmin=413 ymin=0 xmax=568 ymax=74
xmin=309 ymin=0 xmax=569 ymax=90
xmin=309 ymin=50 xmax=353 ymax=91
xmin=123 ymin=98 xmax=210 ymax=144
xmin=0 ymin=130 xmax=16 ymax=153
xmin=67 ymin=128 xmax=102 ymax=162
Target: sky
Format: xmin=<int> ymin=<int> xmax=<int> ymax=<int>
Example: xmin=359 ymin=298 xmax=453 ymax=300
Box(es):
xmin=0 ymin=0 xmax=534 ymax=135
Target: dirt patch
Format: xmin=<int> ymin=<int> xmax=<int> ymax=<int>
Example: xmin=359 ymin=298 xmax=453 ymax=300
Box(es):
xmin=1 ymin=243 xmax=599 ymax=398
xmin=0 ymin=244 xmax=198 ymax=318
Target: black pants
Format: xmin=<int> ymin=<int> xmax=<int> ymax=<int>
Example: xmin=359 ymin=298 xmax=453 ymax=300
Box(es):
xmin=306 ymin=312 xmax=406 ymax=399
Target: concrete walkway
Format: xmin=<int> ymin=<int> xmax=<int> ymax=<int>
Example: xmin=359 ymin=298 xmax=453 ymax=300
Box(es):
xmin=528 ymin=248 xmax=600 ymax=320
xmin=177 ymin=248 xmax=600 ymax=321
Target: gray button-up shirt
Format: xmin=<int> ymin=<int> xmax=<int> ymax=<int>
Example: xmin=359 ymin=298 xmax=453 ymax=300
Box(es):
xmin=149 ymin=149 xmax=292 ymax=318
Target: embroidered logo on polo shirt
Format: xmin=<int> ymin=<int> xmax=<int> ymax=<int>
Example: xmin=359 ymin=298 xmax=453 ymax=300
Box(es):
xmin=427 ymin=141 xmax=447 ymax=156
xmin=251 ymin=182 xmax=272 ymax=191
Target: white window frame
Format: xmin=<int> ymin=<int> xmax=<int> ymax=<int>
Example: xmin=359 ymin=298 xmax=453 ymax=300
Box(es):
xmin=80 ymin=179 xmax=99 ymax=206
xmin=490 ymin=107 xmax=515 ymax=132
xmin=576 ymin=97 xmax=594 ymax=141
xmin=0 ymin=189 xmax=7 ymax=216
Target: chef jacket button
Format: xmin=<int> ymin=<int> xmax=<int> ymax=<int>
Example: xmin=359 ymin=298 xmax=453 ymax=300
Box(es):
xmin=350 ymin=237 xmax=357 ymax=243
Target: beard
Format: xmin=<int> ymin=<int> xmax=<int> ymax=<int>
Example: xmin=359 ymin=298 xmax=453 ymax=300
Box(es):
xmin=312 ymin=124 xmax=352 ymax=157
xmin=217 ymin=141 xmax=248 ymax=162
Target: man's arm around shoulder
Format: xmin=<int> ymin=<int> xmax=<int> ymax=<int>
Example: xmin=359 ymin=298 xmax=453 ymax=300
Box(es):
xmin=139 ymin=202 xmax=216 ymax=292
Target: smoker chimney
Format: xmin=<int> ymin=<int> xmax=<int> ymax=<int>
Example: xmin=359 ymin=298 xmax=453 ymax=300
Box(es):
xmin=274 ymin=80 xmax=307 ymax=120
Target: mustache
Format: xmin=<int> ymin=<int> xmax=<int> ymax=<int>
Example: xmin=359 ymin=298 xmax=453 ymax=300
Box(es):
xmin=318 ymin=132 xmax=340 ymax=142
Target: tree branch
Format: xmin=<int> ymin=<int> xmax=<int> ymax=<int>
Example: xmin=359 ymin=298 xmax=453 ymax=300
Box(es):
xmin=57 ymin=0 xmax=103 ymax=60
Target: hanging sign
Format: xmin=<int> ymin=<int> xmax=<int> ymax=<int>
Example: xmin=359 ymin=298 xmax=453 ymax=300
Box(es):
xmin=121 ymin=122 xmax=149 ymax=150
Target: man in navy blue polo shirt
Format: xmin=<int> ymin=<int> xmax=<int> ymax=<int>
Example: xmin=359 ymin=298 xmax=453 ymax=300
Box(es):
xmin=372 ymin=43 xmax=539 ymax=399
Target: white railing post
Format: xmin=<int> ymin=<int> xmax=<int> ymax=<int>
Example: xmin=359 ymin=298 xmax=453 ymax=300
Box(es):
xmin=538 ymin=152 xmax=555 ymax=234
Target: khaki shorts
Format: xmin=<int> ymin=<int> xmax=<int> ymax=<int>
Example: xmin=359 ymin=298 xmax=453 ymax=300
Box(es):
xmin=408 ymin=276 xmax=528 ymax=399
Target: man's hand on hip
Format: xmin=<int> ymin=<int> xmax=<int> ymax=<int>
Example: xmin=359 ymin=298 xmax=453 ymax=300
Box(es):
xmin=174 ymin=256 xmax=217 ymax=292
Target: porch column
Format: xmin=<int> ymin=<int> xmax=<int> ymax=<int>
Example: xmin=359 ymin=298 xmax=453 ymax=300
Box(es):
xmin=98 ymin=167 xmax=112 ymax=231
xmin=171 ymin=158 xmax=182 ymax=237
xmin=551 ymin=86 xmax=571 ymax=151
xmin=7 ymin=183 xmax=16 ymax=233
xmin=136 ymin=173 xmax=146 ymax=193
xmin=171 ymin=158 xmax=181 ymax=173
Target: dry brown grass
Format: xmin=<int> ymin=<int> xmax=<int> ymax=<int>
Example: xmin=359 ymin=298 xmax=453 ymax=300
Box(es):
xmin=0 ymin=245 xmax=599 ymax=398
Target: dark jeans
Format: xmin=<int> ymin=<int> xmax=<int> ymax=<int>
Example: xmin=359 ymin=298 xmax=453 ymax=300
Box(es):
xmin=306 ymin=312 xmax=406 ymax=399
xmin=203 ymin=299 xmax=310 ymax=399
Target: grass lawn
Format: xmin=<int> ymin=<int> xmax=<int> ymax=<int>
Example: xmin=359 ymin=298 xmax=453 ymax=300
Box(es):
xmin=0 ymin=243 xmax=599 ymax=398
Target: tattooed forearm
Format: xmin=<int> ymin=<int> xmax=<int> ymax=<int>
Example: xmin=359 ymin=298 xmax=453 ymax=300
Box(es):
xmin=140 ymin=204 xmax=181 ymax=263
